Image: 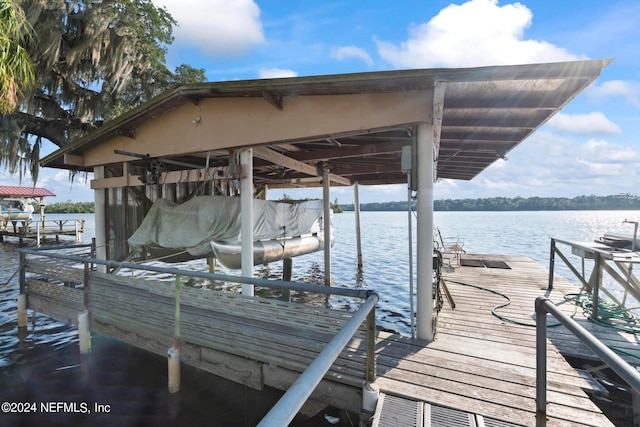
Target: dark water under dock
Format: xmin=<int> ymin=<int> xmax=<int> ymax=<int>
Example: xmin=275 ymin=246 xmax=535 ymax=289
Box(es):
xmin=0 ymin=334 xmax=342 ymax=427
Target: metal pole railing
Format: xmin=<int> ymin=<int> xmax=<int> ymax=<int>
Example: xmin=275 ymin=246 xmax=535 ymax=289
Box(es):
xmin=18 ymin=247 xmax=372 ymax=300
xmin=258 ymin=293 xmax=379 ymax=427
xmin=535 ymin=296 xmax=640 ymax=426
xmin=548 ymin=239 xmax=556 ymax=290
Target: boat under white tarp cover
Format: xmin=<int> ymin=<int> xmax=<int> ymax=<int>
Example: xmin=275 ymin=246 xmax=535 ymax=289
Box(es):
xmin=128 ymin=196 xmax=332 ymax=267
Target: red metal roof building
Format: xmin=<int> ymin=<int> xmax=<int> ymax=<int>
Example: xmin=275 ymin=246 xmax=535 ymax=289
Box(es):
xmin=0 ymin=186 xmax=55 ymax=198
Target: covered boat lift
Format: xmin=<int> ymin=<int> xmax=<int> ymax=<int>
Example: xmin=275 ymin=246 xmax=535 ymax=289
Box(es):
xmin=41 ymin=58 xmax=612 ymax=341
xmin=0 ymin=185 xmax=84 ymax=244
xmin=26 ymin=59 xmax=621 ymax=424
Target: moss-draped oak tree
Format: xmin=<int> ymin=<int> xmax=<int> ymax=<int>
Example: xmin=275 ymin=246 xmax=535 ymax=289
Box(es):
xmin=1 ymin=0 xmax=205 ymax=183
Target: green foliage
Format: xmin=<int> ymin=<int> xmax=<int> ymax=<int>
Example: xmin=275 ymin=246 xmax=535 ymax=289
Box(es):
xmin=172 ymin=64 xmax=207 ymax=84
xmin=0 ymin=0 xmax=35 ymax=114
xmin=330 ymin=197 xmax=343 ymax=213
xmin=341 ymin=194 xmax=640 ymax=212
xmin=1 ymin=0 xmax=208 ymax=184
xmin=33 ymin=200 xmax=94 ymax=213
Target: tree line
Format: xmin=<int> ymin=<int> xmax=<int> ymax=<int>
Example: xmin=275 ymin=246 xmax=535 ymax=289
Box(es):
xmin=340 ymin=194 xmax=640 ymax=212
xmin=29 ymin=194 xmax=640 ymax=214
xmin=31 ymin=201 xmax=95 ymax=214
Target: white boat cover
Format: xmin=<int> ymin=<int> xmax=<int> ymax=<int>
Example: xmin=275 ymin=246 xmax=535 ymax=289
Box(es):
xmin=128 ymin=196 xmax=329 ymax=259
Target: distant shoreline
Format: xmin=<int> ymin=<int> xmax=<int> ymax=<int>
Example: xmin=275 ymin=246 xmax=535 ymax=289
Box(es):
xmin=38 ymin=194 xmax=640 ymax=214
xmin=342 ymin=194 xmax=640 ymax=212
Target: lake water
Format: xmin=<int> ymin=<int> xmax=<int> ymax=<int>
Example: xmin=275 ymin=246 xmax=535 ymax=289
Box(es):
xmin=0 ymin=210 xmax=638 ymax=425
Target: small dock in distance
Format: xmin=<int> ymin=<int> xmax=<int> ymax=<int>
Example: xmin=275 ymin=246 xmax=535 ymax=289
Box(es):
xmin=0 ymin=185 xmax=84 ymax=245
xmin=19 ymin=248 xmax=632 ymax=426
xmin=1 ymin=218 xmax=85 ymax=245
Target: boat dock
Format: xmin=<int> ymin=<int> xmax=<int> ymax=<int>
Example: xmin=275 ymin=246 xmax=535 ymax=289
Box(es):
xmin=1 ymin=218 xmax=85 ymax=245
xmin=0 ymin=185 xmax=84 ymax=245
xmin=16 ymin=246 xmax=636 ymax=426
xmin=373 ymin=253 xmax=637 ymax=426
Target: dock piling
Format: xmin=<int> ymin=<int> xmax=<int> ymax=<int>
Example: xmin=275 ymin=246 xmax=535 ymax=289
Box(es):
xmin=78 ymin=310 xmax=91 ymax=354
xmin=168 ymin=346 xmax=180 ymax=393
xmin=17 ymin=293 xmax=27 ymax=328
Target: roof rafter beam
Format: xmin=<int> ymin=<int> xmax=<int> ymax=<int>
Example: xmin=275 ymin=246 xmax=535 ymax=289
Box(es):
xmin=262 ymin=91 xmax=284 ymax=110
xmin=179 ymin=91 xmax=201 ymax=106
xmin=252 ymin=146 xmax=351 ymax=186
xmin=289 ymin=140 xmax=409 ymax=162
xmin=115 ymin=128 xmax=135 ymax=139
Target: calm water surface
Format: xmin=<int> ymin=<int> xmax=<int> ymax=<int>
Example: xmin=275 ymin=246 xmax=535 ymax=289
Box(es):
xmin=0 ymin=210 xmax=638 ymax=425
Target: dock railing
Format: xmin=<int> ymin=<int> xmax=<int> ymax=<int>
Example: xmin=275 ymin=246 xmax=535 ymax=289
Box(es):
xmin=258 ymin=292 xmax=378 ymax=427
xmin=2 ymin=218 xmax=85 ymax=245
xmin=549 ymin=237 xmax=640 ymax=321
xmin=19 ymin=244 xmax=379 ymax=420
xmin=535 ymin=296 xmax=640 ymax=427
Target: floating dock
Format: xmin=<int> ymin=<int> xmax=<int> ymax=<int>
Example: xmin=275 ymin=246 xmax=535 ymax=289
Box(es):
xmin=16 ymin=246 xmax=635 ymax=426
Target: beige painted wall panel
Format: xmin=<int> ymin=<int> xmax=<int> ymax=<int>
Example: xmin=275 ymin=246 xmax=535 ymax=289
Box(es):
xmin=83 ymin=91 xmax=431 ymax=167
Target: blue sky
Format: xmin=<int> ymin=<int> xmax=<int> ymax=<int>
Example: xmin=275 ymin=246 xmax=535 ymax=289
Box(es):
xmin=3 ymin=0 xmax=639 ymax=204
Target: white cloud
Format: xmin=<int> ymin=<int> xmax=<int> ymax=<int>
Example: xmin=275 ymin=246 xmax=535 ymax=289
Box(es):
xmin=585 ymin=80 xmax=640 ymax=108
xmin=546 ymin=112 xmax=622 ymax=136
xmin=0 ymin=168 xmax=93 ymax=203
xmin=153 ymin=0 xmax=265 ymax=57
xmin=376 ymin=0 xmax=584 ymax=69
xmin=576 ymin=158 xmax=624 ymax=176
xmin=580 ymin=139 xmax=638 ymax=164
xmin=331 ymin=46 xmax=374 ymax=66
xmin=258 ymin=68 xmax=298 ymax=79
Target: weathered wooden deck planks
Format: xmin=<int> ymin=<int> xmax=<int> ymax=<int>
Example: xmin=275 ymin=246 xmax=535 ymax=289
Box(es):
xmin=22 ymin=252 xmax=634 ymax=426
xmin=371 ymin=254 xmax=626 ymax=426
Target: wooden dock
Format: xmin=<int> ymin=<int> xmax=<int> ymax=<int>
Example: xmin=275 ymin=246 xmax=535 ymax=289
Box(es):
xmin=20 ymin=250 xmax=635 ymax=426
xmin=372 ymin=254 xmax=634 ymax=426
xmin=1 ymin=218 xmax=84 ymax=244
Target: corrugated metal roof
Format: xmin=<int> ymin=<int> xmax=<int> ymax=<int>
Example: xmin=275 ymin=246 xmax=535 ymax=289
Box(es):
xmin=0 ymin=186 xmax=56 ymax=198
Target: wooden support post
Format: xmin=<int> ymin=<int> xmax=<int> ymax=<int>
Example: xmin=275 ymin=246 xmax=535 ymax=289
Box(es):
xmin=94 ymin=166 xmax=107 ymax=273
xmin=281 ymin=258 xmax=292 ymax=302
xmin=207 ymin=257 xmax=216 ymax=273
